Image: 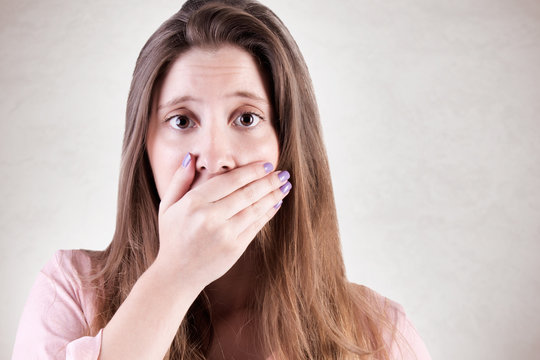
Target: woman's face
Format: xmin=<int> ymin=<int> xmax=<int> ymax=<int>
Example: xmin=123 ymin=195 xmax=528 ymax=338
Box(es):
xmin=147 ymin=45 xmax=279 ymax=197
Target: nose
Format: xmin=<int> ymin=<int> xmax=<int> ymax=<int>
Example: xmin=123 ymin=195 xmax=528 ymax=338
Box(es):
xmin=194 ymin=127 xmax=236 ymax=175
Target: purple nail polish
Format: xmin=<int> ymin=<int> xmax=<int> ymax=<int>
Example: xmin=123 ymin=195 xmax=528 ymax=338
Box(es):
xmin=182 ymin=153 xmax=191 ymax=168
xmin=278 ymin=171 xmax=290 ymax=182
xmin=274 ymin=200 xmax=283 ymax=209
xmin=280 ymin=181 xmax=292 ymax=194
xmin=264 ymin=162 xmax=273 ymax=173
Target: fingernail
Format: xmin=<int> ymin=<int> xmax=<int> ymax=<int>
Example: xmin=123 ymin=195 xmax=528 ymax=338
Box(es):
xmin=263 ymin=162 xmax=273 ymax=173
xmin=278 ymin=171 xmax=290 ymax=182
xmin=182 ymin=153 xmax=191 ymax=168
xmin=273 ymin=200 xmax=283 ymax=209
xmin=280 ymin=181 xmax=292 ymax=194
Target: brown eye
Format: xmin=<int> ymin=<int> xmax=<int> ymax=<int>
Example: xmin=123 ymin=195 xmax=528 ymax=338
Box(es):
xmin=169 ymin=115 xmax=194 ymax=130
xmin=234 ymin=112 xmax=262 ymax=128
xmin=240 ymin=113 xmax=254 ymax=126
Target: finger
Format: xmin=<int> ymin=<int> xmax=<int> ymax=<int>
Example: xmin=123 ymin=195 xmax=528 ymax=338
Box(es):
xmin=217 ymin=170 xmax=290 ymax=219
xmin=160 ymin=152 xmax=196 ymax=213
xmin=228 ymin=182 xmax=291 ymax=237
xmin=193 ymin=161 xmax=275 ymax=202
xmin=234 ymin=190 xmax=288 ymax=249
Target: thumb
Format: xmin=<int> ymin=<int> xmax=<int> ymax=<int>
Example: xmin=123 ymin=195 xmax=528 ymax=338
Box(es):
xmin=159 ymin=152 xmax=195 ymax=213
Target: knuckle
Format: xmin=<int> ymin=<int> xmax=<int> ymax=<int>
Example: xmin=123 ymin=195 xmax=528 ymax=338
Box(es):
xmin=255 ymin=212 xmax=271 ymax=232
xmin=220 ymin=225 xmax=232 ymax=240
xmin=184 ymin=191 xmax=203 ymax=208
xmin=206 ymin=207 xmax=222 ymax=223
xmin=181 ymin=196 xmax=195 ymax=210
xmin=219 ymin=234 xmax=238 ymax=252
xmin=234 ymin=167 xmax=253 ymax=186
xmin=250 ymin=200 xmax=264 ymax=217
xmin=272 ymin=189 xmax=282 ymax=204
xmin=191 ymin=209 xmax=207 ymax=228
xmin=242 ymin=163 xmax=265 ymax=185
xmin=265 ymin=175 xmax=276 ymax=189
xmin=243 ymin=185 xmax=258 ymax=205
xmin=230 ymin=162 xmax=267 ymax=190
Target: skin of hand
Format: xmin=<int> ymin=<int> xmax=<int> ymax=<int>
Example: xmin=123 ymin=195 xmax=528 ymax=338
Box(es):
xmin=154 ymin=154 xmax=291 ymax=291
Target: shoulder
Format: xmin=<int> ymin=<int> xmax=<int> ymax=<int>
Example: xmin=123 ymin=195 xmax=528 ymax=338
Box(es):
xmin=349 ymin=283 xmax=432 ymax=360
xmin=13 ymin=249 xmax=102 ymax=359
xmin=40 ymin=249 xmax=101 ymax=321
xmin=349 ymin=283 xmax=407 ymax=323
xmin=43 ymin=249 xmax=95 ymax=276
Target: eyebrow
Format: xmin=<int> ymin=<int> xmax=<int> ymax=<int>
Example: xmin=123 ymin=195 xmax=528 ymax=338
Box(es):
xmin=157 ymin=95 xmax=199 ymax=111
xmin=226 ymin=91 xmax=268 ymax=103
xmin=157 ymin=91 xmax=268 ymax=112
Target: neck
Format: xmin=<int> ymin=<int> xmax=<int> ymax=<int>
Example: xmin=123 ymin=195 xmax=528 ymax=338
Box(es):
xmin=204 ymin=245 xmax=258 ymax=317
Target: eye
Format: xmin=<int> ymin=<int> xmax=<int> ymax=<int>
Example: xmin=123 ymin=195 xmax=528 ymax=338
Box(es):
xmin=167 ymin=115 xmax=195 ymax=130
xmin=233 ymin=112 xmax=262 ymax=128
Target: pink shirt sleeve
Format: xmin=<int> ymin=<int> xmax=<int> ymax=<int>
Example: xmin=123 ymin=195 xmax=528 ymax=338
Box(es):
xmin=12 ymin=250 xmax=102 ymax=360
xmin=353 ymin=284 xmax=431 ymax=360
xmin=387 ymin=301 xmax=432 ymax=360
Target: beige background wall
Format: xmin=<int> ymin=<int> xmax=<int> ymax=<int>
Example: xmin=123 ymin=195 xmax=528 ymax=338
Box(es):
xmin=1 ymin=0 xmax=539 ymax=359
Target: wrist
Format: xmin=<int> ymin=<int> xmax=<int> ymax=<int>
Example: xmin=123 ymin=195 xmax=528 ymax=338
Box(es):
xmin=147 ymin=256 xmax=205 ymax=298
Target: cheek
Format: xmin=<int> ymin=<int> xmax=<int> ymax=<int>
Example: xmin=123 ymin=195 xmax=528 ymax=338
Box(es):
xmin=147 ymin=131 xmax=188 ymax=199
xmin=260 ymin=135 xmax=280 ymax=165
xmin=236 ymin=130 xmax=279 ymax=166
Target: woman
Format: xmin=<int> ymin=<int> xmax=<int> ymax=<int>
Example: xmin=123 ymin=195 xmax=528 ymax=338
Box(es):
xmin=13 ymin=0 xmax=431 ymax=359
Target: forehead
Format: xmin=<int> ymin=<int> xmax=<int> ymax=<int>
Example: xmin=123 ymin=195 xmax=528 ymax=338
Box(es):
xmin=155 ymin=45 xmax=270 ymax=106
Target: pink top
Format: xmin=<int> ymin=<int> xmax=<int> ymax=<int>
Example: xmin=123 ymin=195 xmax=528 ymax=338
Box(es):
xmin=12 ymin=250 xmax=431 ymax=359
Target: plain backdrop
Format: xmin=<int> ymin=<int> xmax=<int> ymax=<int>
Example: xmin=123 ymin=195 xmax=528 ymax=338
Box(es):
xmin=1 ymin=0 xmax=539 ymax=359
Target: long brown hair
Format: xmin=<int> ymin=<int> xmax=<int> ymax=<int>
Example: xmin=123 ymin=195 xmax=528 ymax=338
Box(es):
xmin=87 ymin=0 xmax=397 ymax=358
